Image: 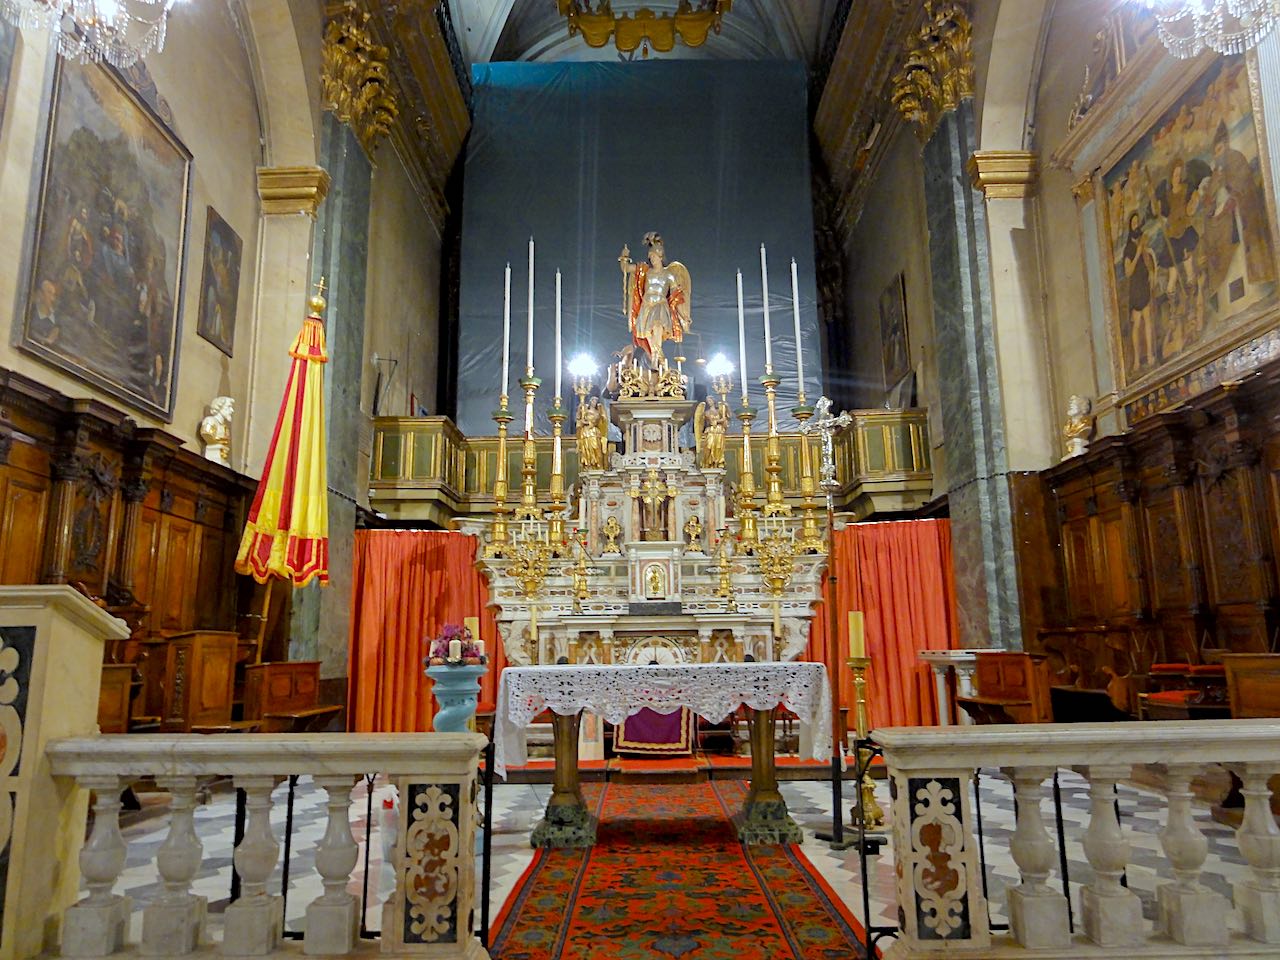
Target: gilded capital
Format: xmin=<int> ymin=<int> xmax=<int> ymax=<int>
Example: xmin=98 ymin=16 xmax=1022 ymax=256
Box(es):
xmin=968 ymin=151 xmax=1039 ymax=199
xmin=321 ymin=4 xmax=398 ymax=156
xmin=257 ymin=166 xmax=331 ymax=217
xmin=891 ymin=0 xmax=974 ymax=141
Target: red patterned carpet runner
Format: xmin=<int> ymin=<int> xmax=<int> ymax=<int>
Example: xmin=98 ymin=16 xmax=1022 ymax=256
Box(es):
xmin=490 ymin=781 xmax=868 ymax=959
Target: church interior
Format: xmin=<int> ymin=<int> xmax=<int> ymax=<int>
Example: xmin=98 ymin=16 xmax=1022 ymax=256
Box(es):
xmin=1 ymin=0 xmax=1280 ymax=957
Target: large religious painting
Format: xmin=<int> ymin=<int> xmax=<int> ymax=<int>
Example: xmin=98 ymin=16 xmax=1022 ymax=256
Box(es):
xmin=1101 ymin=55 xmax=1277 ymax=410
xmin=879 ymin=272 xmax=910 ymax=392
xmin=196 ymin=207 xmax=242 ymax=357
xmin=0 ymin=23 xmax=16 ymax=138
xmin=17 ymin=59 xmax=191 ymax=421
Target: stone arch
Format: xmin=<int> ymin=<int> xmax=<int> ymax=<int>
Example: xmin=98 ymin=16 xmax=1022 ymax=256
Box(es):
xmin=976 ymin=0 xmax=1054 ymax=150
xmin=238 ymin=0 xmax=322 ymax=167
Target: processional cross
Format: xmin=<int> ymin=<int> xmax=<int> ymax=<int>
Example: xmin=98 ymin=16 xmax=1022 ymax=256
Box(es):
xmin=802 ymin=397 xmax=852 ymax=499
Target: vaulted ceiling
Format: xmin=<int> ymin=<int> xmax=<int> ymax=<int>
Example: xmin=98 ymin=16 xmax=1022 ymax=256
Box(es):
xmin=445 ymin=0 xmax=843 ymax=64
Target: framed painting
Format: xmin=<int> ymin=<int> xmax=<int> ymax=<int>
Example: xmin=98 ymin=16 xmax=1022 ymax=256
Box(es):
xmin=0 ymin=23 xmax=16 ymax=138
xmin=196 ymin=207 xmax=243 ymax=356
xmin=1100 ymin=54 xmax=1278 ymax=411
xmin=878 ymin=272 xmax=910 ymax=391
xmin=17 ymin=58 xmax=191 ymax=421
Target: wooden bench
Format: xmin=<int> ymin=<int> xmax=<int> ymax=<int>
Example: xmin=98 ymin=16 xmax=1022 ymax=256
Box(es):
xmin=1223 ymin=653 xmax=1280 ymax=718
xmin=957 ymin=652 xmax=1053 ymax=724
xmin=244 ymin=661 xmax=341 ymax=733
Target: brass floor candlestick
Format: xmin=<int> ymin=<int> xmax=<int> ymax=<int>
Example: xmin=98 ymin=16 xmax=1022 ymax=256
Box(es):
xmin=736 ymin=401 xmax=759 ymax=550
xmin=548 ymin=396 xmax=567 ymax=553
xmin=515 ymin=373 xmax=542 ymax=521
xmin=489 ymin=394 xmax=514 ymax=557
xmin=848 ymin=656 xmax=886 ymax=830
xmin=760 ymin=369 xmax=791 ymax=517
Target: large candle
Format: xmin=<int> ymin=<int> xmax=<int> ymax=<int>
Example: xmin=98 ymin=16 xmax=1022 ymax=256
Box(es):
xmin=554 ymin=269 xmax=562 ymax=399
xmin=736 ymin=269 xmax=749 ymax=404
xmin=790 ymin=257 xmax=804 ymax=391
xmin=760 ymin=243 xmax=773 ymax=371
xmin=526 ymin=237 xmax=535 ymax=374
xmin=848 ymin=611 xmax=866 ymax=659
xmin=501 ymin=262 xmax=511 ymax=396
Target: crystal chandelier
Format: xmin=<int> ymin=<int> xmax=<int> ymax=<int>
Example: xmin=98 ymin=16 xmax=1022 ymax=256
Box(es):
xmin=1140 ymin=0 xmax=1280 ymax=58
xmin=0 ymin=0 xmax=182 ymax=68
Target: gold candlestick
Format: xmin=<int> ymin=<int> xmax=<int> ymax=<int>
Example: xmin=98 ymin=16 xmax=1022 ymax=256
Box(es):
xmin=515 ymin=373 xmax=542 ymax=520
xmin=548 ymin=396 xmax=567 ymax=554
xmin=791 ymin=399 xmax=822 ymax=554
xmin=736 ymin=401 xmax=759 ymax=551
xmin=759 ymin=368 xmax=791 ymax=517
xmin=488 ymin=394 xmax=514 ymax=557
xmin=847 ymin=655 xmax=885 ymax=829
xmin=714 ymin=531 xmax=737 ymax=612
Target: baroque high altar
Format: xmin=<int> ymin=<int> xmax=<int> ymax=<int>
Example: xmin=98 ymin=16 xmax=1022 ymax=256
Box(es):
xmin=460 ymin=233 xmax=831 ymax=668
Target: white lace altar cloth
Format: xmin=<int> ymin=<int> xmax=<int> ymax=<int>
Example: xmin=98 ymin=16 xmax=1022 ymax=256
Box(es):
xmin=494 ymin=661 xmax=833 ymax=777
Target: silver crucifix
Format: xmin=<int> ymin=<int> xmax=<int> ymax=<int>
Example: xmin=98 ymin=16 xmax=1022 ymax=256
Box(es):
xmin=801 ymin=396 xmax=852 ymax=497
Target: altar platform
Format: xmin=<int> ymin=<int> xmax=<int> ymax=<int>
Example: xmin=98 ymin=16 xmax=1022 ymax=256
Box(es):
xmin=492 ymin=751 xmax=840 ymax=785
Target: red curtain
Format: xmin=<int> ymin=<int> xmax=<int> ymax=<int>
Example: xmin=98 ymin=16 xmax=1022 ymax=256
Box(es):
xmin=805 ymin=519 xmax=958 ymax=728
xmin=348 ymin=530 xmax=506 ymax=732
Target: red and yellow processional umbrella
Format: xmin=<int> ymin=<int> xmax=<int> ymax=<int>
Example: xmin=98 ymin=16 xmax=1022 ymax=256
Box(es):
xmin=235 ymin=279 xmax=330 ymax=588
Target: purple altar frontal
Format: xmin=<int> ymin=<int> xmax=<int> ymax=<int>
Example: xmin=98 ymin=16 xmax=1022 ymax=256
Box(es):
xmin=614 ymin=706 xmax=695 ymax=754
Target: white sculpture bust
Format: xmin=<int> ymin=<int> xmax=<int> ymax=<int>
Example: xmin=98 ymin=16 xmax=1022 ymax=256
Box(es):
xmin=200 ymin=396 xmax=234 ymax=466
xmin=1062 ymin=394 xmax=1094 ymax=460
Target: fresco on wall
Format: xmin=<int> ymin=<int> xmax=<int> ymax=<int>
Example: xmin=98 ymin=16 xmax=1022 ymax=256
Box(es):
xmin=0 ymin=23 xmax=15 ymax=138
xmin=879 ymin=271 xmax=910 ymax=394
xmin=1102 ymin=55 xmax=1277 ymax=401
xmin=18 ymin=60 xmax=190 ymax=421
xmin=196 ymin=207 xmax=242 ymax=357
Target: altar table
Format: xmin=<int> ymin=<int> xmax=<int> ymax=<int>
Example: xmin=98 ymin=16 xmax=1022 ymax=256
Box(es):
xmin=494 ymin=661 xmax=833 ymax=846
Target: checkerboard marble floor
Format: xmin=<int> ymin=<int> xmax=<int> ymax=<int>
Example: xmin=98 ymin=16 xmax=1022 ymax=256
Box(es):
xmin=111 ymin=767 xmax=1251 ymax=945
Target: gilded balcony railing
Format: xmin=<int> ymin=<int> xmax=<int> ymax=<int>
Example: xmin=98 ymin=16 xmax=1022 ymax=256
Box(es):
xmin=369 ymin=409 xmax=932 ymax=522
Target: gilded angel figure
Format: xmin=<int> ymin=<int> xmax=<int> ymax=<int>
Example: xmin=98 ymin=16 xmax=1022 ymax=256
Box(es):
xmin=619 ymin=232 xmax=691 ymax=371
xmin=693 ymin=395 xmax=728 ymax=469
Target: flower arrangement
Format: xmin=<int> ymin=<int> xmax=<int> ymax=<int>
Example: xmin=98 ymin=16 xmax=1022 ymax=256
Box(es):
xmin=425 ymin=622 xmax=487 ymax=666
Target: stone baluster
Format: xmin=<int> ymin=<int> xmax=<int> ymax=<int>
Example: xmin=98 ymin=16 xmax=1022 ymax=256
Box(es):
xmin=1003 ymin=766 xmax=1069 ymax=948
xmin=305 ymin=776 xmax=360 ymax=955
xmin=1231 ymin=762 xmax=1280 ymax=943
xmin=142 ymin=777 xmax=207 ymax=955
xmin=63 ymin=776 xmax=131 ymax=957
xmin=1157 ymin=763 xmax=1226 ymax=946
xmin=223 ymin=776 xmax=283 ymax=956
xmin=1076 ymin=764 xmax=1142 ymax=946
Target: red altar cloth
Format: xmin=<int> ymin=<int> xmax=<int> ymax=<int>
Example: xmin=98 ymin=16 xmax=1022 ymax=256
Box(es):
xmin=614 ymin=707 xmax=694 ymax=755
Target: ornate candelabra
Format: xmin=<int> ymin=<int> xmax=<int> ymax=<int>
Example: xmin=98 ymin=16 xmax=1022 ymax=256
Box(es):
xmin=792 ymin=392 xmax=823 ymax=555
xmin=548 ymin=395 xmax=567 ymax=554
xmin=714 ymin=530 xmax=736 ymax=612
xmin=508 ymin=522 xmax=554 ymax=652
xmin=515 ymin=372 xmax=542 ymax=521
xmin=757 ymin=521 xmax=797 ymax=642
xmin=570 ymin=531 xmax=590 ymax=614
xmin=759 ymin=368 xmax=791 ymax=518
xmin=488 ymin=394 xmax=514 ymax=557
xmin=736 ymin=401 xmax=759 ymax=551
xmin=847 ymin=656 xmax=885 ymax=829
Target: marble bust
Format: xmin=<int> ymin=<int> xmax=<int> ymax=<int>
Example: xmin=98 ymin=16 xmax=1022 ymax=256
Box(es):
xmin=1062 ymin=394 xmax=1094 ymax=460
xmin=200 ymin=396 xmax=235 ymax=466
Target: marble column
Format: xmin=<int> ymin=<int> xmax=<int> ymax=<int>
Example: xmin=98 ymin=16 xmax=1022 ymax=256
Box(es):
xmin=289 ymin=117 xmax=371 ymax=685
xmin=923 ymin=100 xmax=1022 ymax=650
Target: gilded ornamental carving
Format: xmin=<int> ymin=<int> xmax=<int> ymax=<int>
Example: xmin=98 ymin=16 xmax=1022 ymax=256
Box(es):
xmin=890 ymin=0 xmax=974 ymax=141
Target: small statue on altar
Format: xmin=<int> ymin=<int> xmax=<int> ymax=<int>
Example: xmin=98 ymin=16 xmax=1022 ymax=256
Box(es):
xmin=694 ymin=396 xmax=728 ymax=469
xmin=683 ymin=514 xmax=704 ymax=552
xmin=1062 ymin=394 xmax=1094 ymax=460
xmin=619 ymin=232 xmax=691 ymax=372
xmin=576 ymin=397 xmax=608 ymax=470
xmin=601 ymin=514 xmax=623 ymax=553
xmin=199 ymin=396 xmax=235 ymax=466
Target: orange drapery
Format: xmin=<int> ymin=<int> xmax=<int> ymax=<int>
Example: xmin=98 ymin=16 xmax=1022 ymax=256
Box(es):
xmin=348 ymin=530 xmax=506 ymax=732
xmin=805 ymin=518 xmax=958 ymax=728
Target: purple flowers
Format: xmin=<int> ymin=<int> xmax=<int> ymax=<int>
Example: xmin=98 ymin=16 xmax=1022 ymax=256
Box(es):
xmin=425 ymin=623 xmax=486 ymax=665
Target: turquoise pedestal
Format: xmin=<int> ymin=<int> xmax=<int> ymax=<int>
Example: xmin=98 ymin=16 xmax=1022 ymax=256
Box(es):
xmin=425 ymin=663 xmax=487 ymax=732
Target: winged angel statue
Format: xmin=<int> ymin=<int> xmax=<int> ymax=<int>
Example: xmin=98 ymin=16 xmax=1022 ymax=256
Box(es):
xmin=618 ymin=232 xmax=691 ymax=372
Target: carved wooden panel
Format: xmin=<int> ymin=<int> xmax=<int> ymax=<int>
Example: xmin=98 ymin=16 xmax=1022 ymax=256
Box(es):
xmin=0 ymin=473 xmax=48 ymax=584
xmin=131 ymin=510 xmax=162 ymax=606
xmin=1061 ymin=519 xmax=1096 ymax=622
xmin=1200 ymin=470 xmax=1260 ymax=606
xmin=1144 ymin=495 xmax=1190 ymax=610
xmin=155 ymin=515 xmax=197 ymax=632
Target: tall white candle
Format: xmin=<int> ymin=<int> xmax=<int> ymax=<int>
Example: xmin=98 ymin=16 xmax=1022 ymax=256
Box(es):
xmin=736 ymin=269 xmax=749 ymax=404
xmin=501 ymin=262 xmax=511 ymax=397
xmin=554 ymin=269 xmax=562 ymax=399
xmin=526 ymin=237 xmax=535 ymax=374
xmin=790 ymin=258 xmax=804 ymax=391
xmin=760 ymin=243 xmax=773 ymax=371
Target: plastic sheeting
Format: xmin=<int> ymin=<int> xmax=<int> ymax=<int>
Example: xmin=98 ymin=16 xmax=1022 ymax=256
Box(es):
xmin=457 ymin=60 xmax=822 ymax=435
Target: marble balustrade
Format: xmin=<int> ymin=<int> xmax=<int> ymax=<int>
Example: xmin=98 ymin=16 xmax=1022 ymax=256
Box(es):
xmin=46 ymin=733 xmax=491 ymax=960
xmin=875 ymin=719 xmax=1280 ymax=958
